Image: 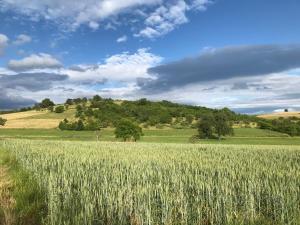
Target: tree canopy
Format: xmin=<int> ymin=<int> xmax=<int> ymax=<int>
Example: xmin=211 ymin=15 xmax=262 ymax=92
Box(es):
xmin=115 ymin=120 xmax=143 ymax=142
xmin=39 ymin=98 xmax=55 ymax=108
xmin=197 ymin=111 xmax=234 ymax=140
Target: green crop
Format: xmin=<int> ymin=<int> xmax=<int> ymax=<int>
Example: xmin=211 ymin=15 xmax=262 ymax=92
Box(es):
xmin=2 ymin=140 xmax=300 ymax=225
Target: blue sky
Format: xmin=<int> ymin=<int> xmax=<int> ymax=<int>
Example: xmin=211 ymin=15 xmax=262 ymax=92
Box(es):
xmin=0 ymin=0 xmax=300 ymax=113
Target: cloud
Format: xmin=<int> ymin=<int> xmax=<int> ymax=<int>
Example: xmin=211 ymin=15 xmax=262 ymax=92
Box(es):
xmin=0 ymin=72 xmax=68 ymax=109
xmin=0 ymin=72 xmax=68 ymax=91
xmin=63 ymin=48 xmax=162 ymax=82
xmin=135 ymin=0 xmax=210 ymax=38
xmin=139 ymin=44 xmax=300 ymax=92
xmin=0 ymin=34 xmax=9 ymax=56
xmin=88 ymin=21 xmax=100 ymax=30
xmin=0 ymin=0 xmax=210 ymax=37
xmin=136 ymin=0 xmax=188 ymax=38
xmin=116 ymin=35 xmax=128 ymax=43
xmin=1 ymin=0 xmax=161 ymax=29
xmin=0 ymin=90 xmax=36 ymax=110
xmin=13 ymin=34 xmax=32 ymax=45
xmin=8 ymin=53 xmax=62 ymax=71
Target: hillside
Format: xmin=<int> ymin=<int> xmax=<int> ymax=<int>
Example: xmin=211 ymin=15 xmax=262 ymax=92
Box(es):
xmin=0 ymin=97 xmax=242 ymax=129
xmin=0 ymin=105 xmax=77 ymax=129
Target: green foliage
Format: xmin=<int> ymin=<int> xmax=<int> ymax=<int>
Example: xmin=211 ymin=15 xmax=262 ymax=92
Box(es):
xmin=214 ymin=111 xmax=234 ymax=139
xmin=54 ymin=105 xmax=65 ymax=113
xmin=197 ymin=114 xmax=214 ymax=138
xmin=115 ymin=119 xmax=143 ymax=141
xmin=39 ymin=98 xmax=55 ymax=108
xmin=197 ymin=112 xmax=234 ymax=140
xmin=258 ymin=118 xmax=300 ymax=136
xmin=61 ymin=96 xmax=234 ymax=129
xmin=59 ymin=119 xmax=84 ymax=131
xmin=65 ymin=98 xmax=74 ymax=105
xmin=0 ymin=117 xmax=7 ymax=126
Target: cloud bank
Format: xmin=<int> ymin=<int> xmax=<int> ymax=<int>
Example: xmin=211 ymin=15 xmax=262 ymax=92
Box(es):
xmin=0 ymin=0 xmax=210 ymax=37
xmin=140 ymin=44 xmax=300 ymax=91
xmin=1 ymin=45 xmax=300 ymax=113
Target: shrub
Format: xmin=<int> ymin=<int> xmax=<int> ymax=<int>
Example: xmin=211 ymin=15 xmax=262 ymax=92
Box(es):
xmin=55 ymin=106 xmax=65 ymax=113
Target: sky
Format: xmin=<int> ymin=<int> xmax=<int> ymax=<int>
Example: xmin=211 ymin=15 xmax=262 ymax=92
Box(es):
xmin=0 ymin=0 xmax=300 ymax=113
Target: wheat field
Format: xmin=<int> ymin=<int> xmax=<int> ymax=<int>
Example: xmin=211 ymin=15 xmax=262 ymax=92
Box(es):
xmin=1 ymin=140 xmax=300 ymax=225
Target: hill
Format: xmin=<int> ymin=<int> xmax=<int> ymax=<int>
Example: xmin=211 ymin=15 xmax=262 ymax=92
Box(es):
xmin=258 ymin=111 xmax=300 ymax=119
xmin=0 ymin=97 xmax=247 ymax=129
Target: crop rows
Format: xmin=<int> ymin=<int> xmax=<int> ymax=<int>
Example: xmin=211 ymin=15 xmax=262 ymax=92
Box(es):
xmin=2 ymin=140 xmax=300 ymax=225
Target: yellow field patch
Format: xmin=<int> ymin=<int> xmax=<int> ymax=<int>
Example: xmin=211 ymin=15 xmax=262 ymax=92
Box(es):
xmin=0 ymin=119 xmax=60 ymax=129
xmin=258 ymin=111 xmax=300 ymax=119
xmin=1 ymin=111 xmax=47 ymax=120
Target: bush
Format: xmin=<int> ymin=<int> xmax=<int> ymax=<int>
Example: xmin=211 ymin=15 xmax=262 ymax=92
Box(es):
xmin=55 ymin=106 xmax=65 ymax=113
xmin=0 ymin=117 xmax=7 ymax=126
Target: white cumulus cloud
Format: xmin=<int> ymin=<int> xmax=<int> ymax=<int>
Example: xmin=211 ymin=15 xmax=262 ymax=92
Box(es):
xmin=8 ymin=53 xmax=63 ymax=71
xmin=13 ymin=34 xmax=32 ymax=45
xmin=65 ymin=48 xmax=163 ymax=82
xmin=116 ymin=35 xmax=128 ymax=43
xmin=136 ymin=0 xmax=210 ymax=38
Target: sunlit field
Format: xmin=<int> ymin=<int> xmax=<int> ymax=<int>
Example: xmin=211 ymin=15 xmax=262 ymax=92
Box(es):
xmin=2 ymin=140 xmax=300 ymax=225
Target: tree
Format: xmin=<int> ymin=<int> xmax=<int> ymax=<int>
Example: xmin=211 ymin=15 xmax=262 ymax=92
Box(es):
xmin=115 ymin=119 xmax=143 ymax=142
xmin=197 ymin=114 xmax=214 ymax=139
xmin=76 ymin=120 xmax=85 ymax=131
xmin=214 ymin=111 xmax=234 ymax=140
xmin=92 ymin=95 xmax=102 ymax=102
xmin=40 ymin=98 xmax=55 ymax=108
xmin=65 ymin=99 xmax=74 ymax=105
xmin=0 ymin=117 xmax=7 ymax=126
xmin=55 ymin=106 xmax=65 ymax=113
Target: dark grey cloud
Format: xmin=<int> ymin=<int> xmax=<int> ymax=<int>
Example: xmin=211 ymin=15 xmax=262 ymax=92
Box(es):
xmin=0 ymin=72 xmax=68 ymax=91
xmin=0 ymin=90 xmax=36 ymax=110
xmin=140 ymin=44 xmax=300 ymax=92
xmin=68 ymin=65 xmax=86 ymax=72
xmin=276 ymin=93 xmax=300 ymax=100
xmin=0 ymin=72 xmax=68 ymax=110
xmin=231 ymin=82 xmax=249 ymax=90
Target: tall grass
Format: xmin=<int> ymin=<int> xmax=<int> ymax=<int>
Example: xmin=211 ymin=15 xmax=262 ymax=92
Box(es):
xmin=2 ymin=140 xmax=300 ymax=225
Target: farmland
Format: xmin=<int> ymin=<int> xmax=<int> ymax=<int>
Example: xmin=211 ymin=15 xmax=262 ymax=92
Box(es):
xmin=1 ymin=140 xmax=300 ymax=225
xmin=1 ymin=128 xmax=300 ymax=145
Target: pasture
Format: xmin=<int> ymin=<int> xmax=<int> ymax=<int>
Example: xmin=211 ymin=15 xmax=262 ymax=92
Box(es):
xmin=0 ymin=128 xmax=299 ymax=145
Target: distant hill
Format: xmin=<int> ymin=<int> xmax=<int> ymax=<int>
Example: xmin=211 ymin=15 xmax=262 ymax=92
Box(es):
xmin=258 ymin=111 xmax=300 ymax=119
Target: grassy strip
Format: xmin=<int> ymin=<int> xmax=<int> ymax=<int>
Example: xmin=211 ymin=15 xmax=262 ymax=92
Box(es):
xmin=0 ymin=149 xmax=47 ymax=225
